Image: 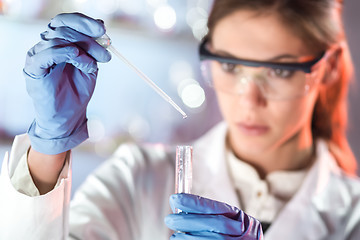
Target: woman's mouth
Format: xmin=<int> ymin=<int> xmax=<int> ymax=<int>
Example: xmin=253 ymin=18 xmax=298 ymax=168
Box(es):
xmin=236 ymin=122 xmax=269 ymax=136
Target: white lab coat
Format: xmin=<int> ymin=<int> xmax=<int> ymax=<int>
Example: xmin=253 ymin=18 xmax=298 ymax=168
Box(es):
xmin=1 ymin=122 xmax=360 ymax=240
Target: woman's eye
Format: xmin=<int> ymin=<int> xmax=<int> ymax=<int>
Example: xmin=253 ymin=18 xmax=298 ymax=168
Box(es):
xmin=269 ymin=68 xmax=295 ymax=78
xmin=220 ymin=62 xmax=237 ymax=73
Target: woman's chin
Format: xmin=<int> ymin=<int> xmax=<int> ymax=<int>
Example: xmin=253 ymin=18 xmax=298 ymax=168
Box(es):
xmin=228 ymin=134 xmax=272 ymax=156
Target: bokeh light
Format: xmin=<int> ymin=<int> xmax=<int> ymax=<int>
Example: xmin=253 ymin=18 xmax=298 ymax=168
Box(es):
xmin=178 ymin=78 xmax=205 ymax=109
xmin=186 ymin=7 xmax=208 ymax=40
xmin=153 ymin=4 xmax=177 ymax=31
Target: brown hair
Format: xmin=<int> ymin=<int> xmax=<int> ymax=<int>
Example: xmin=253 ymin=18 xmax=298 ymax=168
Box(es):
xmin=206 ymin=0 xmax=357 ymax=175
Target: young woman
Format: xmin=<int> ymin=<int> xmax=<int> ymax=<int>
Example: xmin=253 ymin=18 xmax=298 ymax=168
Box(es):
xmin=1 ymin=0 xmax=359 ymax=239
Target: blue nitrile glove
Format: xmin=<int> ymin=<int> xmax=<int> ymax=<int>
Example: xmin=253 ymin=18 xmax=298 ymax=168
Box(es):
xmin=165 ymin=193 xmax=263 ymax=240
xmin=24 ymin=12 xmax=111 ymax=154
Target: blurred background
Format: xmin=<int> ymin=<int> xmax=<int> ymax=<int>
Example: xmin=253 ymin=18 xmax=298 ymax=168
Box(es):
xmin=0 ymin=0 xmax=359 ymax=195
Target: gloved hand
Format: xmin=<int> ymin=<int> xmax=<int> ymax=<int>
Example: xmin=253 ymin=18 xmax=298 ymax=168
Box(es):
xmin=24 ymin=12 xmax=111 ymax=154
xmin=165 ymin=193 xmax=263 ymax=240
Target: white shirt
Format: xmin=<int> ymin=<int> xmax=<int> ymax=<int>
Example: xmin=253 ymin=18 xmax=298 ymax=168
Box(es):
xmin=227 ymin=149 xmax=307 ymax=222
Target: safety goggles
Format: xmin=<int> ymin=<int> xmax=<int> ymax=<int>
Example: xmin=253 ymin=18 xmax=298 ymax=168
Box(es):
xmin=199 ymin=38 xmax=329 ymax=100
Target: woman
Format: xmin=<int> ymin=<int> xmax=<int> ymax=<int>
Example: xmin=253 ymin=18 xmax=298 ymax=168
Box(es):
xmin=1 ymin=0 xmax=359 ymax=239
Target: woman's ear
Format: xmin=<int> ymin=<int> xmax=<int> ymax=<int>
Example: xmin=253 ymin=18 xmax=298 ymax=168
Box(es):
xmin=321 ymin=47 xmax=342 ymax=85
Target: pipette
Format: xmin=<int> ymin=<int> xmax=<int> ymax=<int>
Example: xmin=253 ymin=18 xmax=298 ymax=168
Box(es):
xmin=95 ymin=34 xmax=187 ymax=119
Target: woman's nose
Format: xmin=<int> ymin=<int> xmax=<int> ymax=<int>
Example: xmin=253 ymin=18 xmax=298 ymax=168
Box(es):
xmin=235 ymin=74 xmax=266 ymax=107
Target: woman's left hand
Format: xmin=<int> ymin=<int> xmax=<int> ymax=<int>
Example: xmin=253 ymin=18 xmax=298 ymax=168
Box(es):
xmin=165 ymin=193 xmax=263 ymax=239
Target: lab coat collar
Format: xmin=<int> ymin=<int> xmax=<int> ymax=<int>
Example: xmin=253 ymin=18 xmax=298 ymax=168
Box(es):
xmin=265 ymin=139 xmax=352 ymax=239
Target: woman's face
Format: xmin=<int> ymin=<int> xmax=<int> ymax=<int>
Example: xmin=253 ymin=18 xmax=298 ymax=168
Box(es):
xmin=211 ymin=10 xmax=323 ymax=159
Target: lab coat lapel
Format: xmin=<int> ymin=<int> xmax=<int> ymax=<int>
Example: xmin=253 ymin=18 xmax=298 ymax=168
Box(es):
xmin=265 ymin=140 xmax=350 ymax=239
xmin=192 ymin=122 xmax=239 ymax=207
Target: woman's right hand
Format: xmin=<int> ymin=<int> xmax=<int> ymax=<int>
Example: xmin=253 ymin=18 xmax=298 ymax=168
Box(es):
xmin=24 ymin=12 xmax=111 ymax=155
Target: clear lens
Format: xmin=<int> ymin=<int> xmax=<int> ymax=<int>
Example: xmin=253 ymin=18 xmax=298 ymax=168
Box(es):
xmin=200 ymin=59 xmax=322 ymax=100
